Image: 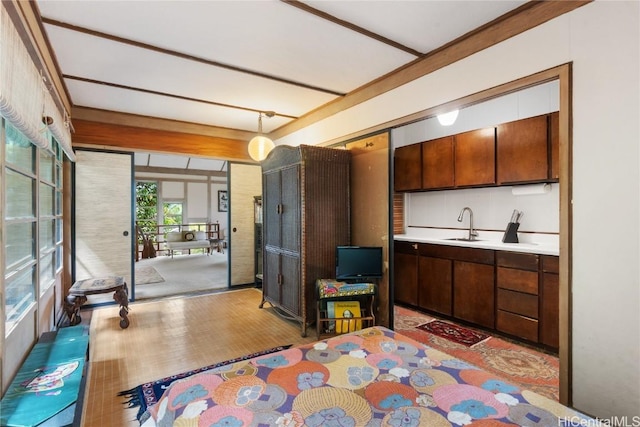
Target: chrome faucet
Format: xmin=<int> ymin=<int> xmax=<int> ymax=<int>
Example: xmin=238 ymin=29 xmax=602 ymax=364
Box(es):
xmin=457 ymin=207 xmax=478 ymax=241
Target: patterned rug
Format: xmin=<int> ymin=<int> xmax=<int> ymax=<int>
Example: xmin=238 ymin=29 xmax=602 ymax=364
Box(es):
xmin=118 ymin=344 xmax=291 ymax=420
xmin=418 ymin=319 xmax=490 ymax=347
xmin=394 ymin=305 xmax=560 ymax=401
xmin=135 ymin=265 xmax=164 ymax=285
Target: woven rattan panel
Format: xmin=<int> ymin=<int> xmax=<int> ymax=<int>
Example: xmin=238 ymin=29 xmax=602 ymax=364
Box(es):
xmin=261 ymin=145 xmax=350 ymax=336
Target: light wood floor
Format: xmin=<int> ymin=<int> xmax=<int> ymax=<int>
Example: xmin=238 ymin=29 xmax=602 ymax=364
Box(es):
xmin=81 ymin=288 xmax=317 ymax=427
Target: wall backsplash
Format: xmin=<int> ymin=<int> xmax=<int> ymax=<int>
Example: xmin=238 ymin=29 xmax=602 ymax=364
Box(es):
xmin=405 ymin=183 xmax=559 ymax=234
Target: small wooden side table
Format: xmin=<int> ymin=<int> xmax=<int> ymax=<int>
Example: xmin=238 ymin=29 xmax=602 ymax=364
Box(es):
xmin=64 ymin=276 xmax=130 ymax=329
xmin=316 ymin=279 xmax=376 ymax=340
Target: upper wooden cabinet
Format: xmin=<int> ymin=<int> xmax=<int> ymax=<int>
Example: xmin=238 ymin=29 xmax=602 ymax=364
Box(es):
xmin=422 ymin=136 xmax=454 ymax=189
xmin=394 ymin=112 xmax=559 ymax=192
xmin=497 ymin=114 xmax=549 ymax=184
xmin=454 ymin=128 xmax=496 ymax=187
xmin=394 ymin=143 xmax=422 ymax=192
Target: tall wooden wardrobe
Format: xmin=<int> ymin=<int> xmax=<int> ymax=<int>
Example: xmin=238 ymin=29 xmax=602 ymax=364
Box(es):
xmin=260 ymin=145 xmax=351 ymax=336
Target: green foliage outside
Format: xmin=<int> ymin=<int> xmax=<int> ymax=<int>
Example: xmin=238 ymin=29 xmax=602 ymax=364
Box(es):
xmin=136 ymin=182 xmax=187 ymax=242
xmin=163 ymin=203 xmax=183 ymax=226
xmin=136 ymin=181 xmax=158 ymax=239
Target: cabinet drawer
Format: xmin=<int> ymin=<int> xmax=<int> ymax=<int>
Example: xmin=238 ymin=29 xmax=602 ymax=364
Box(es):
xmin=496 ymin=310 xmax=539 ymax=342
xmin=420 ymin=244 xmax=494 ymax=265
xmin=395 ymin=240 xmax=418 ymax=255
xmin=497 ymin=288 xmax=538 ymax=319
xmin=497 ymin=266 xmax=538 ymax=295
xmin=496 ymin=251 xmax=539 ymax=271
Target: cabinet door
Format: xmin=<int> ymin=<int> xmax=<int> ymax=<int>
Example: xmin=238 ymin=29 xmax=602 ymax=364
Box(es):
xmin=263 ymin=248 xmax=282 ymax=304
xmin=540 ymin=272 xmax=559 ymax=348
xmin=280 ymin=252 xmax=301 ymax=316
xmin=540 ymin=256 xmax=559 ymax=349
xmin=455 ymin=128 xmax=496 ymax=187
xmin=394 ymin=242 xmax=418 ymax=306
xmin=422 ymin=136 xmax=454 ymax=189
xmin=418 ymin=255 xmax=452 ymax=315
xmin=280 ymin=165 xmax=300 ymax=253
xmin=497 ymin=115 xmax=549 ymax=184
xmin=394 ymin=144 xmax=422 ymax=191
xmin=453 ymin=261 xmax=495 ymax=328
xmin=263 ymin=170 xmax=282 ymax=249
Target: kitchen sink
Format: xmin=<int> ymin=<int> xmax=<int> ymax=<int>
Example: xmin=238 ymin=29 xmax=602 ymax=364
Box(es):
xmin=445 ymin=238 xmax=484 ymax=242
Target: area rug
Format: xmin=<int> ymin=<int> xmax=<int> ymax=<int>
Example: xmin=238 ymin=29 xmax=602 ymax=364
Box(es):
xmin=395 ymin=305 xmax=560 ymax=401
xmin=417 ymin=319 xmax=490 ymax=347
xmin=119 ymin=344 xmax=292 ymax=420
xmin=135 ymin=265 xmax=164 ymax=285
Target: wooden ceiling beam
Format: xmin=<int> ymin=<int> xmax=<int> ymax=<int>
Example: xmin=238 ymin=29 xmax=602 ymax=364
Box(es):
xmin=72 ymin=107 xmax=255 ymax=141
xmin=72 ymin=119 xmax=255 ymax=162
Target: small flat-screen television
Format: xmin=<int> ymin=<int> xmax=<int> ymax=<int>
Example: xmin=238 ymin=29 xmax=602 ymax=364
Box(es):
xmin=336 ymin=246 xmax=383 ymax=281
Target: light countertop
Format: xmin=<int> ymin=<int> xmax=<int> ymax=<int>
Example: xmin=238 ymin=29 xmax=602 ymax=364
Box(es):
xmin=395 ymin=228 xmax=559 ymax=256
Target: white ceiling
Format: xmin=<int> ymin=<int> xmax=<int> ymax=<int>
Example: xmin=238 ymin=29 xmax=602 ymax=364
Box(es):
xmin=134 ymin=152 xmax=228 ymax=173
xmin=36 ymin=0 xmax=527 ymax=170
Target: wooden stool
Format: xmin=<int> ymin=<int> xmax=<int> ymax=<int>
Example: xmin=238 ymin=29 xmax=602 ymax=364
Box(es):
xmin=64 ymin=276 xmax=130 ymax=329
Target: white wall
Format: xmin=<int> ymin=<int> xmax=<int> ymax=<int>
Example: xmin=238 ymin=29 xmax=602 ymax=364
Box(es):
xmin=568 ymin=2 xmax=639 ymax=417
xmin=276 ymin=1 xmax=640 ymax=418
xmin=209 ymin=182 xmax=228 ymax=235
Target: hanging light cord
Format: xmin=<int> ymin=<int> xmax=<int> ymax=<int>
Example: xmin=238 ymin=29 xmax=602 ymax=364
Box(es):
xmin=258 ymin=113 xmax=264 ymax=134
xmin=258 ymin=111 xmax=275 ymax=134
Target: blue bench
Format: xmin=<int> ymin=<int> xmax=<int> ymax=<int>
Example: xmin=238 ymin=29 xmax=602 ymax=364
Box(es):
xmin=0 ymin=325 xmax=89 ymax=427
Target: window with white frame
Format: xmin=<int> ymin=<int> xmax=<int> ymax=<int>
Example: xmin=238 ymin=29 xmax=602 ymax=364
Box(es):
xmin=3 ymin=117 xmax=64 ymax=333
xmin=3 ymin=120 xmax=37 ymax=332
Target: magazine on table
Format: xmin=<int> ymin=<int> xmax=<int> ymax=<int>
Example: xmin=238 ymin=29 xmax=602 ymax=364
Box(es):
xmin=326 ymin=300 xmax=361 ymax=333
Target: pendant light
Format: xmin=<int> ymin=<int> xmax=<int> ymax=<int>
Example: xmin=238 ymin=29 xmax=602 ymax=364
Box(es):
xmin=248 ymin=111 xmax=275 ymax=161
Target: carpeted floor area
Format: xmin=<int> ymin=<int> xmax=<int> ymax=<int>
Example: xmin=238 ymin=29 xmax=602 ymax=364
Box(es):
xmin=134 ymin=265 xmax=165 ymax=285
xmin=134 ymin=252 xmax=228 ymax=300
xmin=393 ymin=304 xmax=560 ymax=401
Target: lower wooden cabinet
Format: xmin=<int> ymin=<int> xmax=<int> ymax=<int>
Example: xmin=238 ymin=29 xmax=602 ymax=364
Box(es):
xmin=453 ymin=260 xmax=495 ymax=329
xmin=495 ymin=252 xmax=540 ymax=342
xmin=394 ymin=240 xmax=560 ymax=351
xmin=540 ymin=255 xmax=560 ymax=348
xmin=496 ymin=310 xmax=539 ymax=342
xmin=393 ymin=242 xmax=419 ymax=306
xmin=418 ymin=256 xmax=452 ymax=316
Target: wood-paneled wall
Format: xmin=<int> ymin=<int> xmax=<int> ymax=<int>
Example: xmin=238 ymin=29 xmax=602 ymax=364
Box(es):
xmin=346 ymin=133 xmax=390 ymax=327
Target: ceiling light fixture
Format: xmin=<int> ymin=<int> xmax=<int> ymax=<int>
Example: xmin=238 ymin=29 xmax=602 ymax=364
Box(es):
xmin=437 ymin=109 xmax=459 ymax=126
xmin=248 ymin=111 xmax=275 ymax=162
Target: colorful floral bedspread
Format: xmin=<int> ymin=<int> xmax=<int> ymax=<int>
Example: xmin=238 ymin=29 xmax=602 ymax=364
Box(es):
xmin=141 ymin=326 xmax=593 ymax=426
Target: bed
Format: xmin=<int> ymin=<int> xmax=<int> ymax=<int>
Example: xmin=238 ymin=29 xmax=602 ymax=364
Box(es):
xmin=140 ymin=326 xmax=593 ymax=426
